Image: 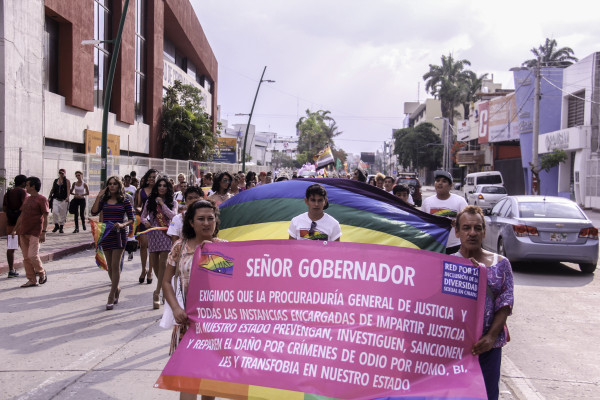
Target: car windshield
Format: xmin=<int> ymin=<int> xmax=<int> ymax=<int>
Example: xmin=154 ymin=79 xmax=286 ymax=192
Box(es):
xmin=398 ymin=178 xmax=418 ymax=186
xmin=481 ymin=186 xmax=506 ymax=194
xmin=518 ymin=201 xmax=586 ymax=219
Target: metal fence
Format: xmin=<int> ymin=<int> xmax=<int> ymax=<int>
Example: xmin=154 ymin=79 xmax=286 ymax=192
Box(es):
xmin=0 ymin=147 xmax=269 ymax=208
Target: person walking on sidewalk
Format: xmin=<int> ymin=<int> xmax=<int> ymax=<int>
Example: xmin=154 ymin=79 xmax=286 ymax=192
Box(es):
xmin=69 ymin=171 xmax=89 ymax=233
xmin=3 ymin=174 xmax=28 ymax=278
xmin=135 ymin=169 xmax=158 ymax=284
xmin=141 ymin=177 xmax=177 ymax=310
xmin=11 ymin=176 xmax=49 ymax=287
xmin=90 ymin=176 xmax=135 ymax=310
xmin=48 ymin=169 xmax=70 ymax=234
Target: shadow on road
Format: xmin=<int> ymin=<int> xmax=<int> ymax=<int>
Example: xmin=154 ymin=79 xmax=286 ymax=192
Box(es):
xmin=512 ymin=261 xmax=595 ymax=287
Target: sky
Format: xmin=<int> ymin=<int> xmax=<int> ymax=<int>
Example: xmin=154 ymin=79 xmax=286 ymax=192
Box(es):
xmin=191 ymin=0 xmax=599 ymax=156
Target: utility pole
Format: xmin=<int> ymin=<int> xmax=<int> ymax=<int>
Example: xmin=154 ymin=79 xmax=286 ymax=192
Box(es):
xmin=531 ymin=56 xmax=541 ymax=195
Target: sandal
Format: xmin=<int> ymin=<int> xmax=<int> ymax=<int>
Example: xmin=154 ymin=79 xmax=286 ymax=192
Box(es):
xmin=39 ymin=271 xmax=47 ymax=285
xmin=21 ymin=281 xmax=39 ymax=288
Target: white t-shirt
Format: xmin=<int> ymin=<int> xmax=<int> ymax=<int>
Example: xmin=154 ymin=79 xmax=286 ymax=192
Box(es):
xmin=421 ymin=193 xmax=467 ymax=248
xmin=288 ymin=212 xmax=342 ymax=241
xmin=124 ymin=185 xmax=137 ymax=197
xmin=167 ymin=213 xmax=184 ymax=238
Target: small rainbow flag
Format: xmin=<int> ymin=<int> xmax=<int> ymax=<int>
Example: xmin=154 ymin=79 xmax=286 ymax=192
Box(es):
xmin=89 ymin=220 xmax=115 ymax=270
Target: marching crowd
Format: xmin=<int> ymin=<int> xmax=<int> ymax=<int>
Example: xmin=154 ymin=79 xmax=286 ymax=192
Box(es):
xmin=3 ymin=165 xmax=512 ymax=400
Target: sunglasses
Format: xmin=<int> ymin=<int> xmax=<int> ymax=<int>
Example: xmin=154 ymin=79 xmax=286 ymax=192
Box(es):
xmin=222 ymin=179 xmax=230 ymax=183
xmin=308 ymin=221 xmax=317 ymax=236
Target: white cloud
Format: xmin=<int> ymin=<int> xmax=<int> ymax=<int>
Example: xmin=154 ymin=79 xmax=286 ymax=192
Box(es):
xmin=191 ymin=0 xmax=599 ymax=155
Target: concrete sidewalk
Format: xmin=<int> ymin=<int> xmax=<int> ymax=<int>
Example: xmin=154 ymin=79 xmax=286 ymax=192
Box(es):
xmin=0 ymin=220 xmax=94 ymax=276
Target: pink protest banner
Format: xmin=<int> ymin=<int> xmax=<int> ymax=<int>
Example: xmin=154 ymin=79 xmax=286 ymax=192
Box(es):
xmin=156 ymin=240 xmax=488 ymax=399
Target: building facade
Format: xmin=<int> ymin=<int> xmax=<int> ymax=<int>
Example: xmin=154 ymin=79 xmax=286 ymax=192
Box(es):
xmin=1 ymin=0 xmax=217 ymax=187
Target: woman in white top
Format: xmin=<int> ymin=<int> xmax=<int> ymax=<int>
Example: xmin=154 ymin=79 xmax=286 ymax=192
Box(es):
xmin=70 ymin=171 xmax=89 ymax=233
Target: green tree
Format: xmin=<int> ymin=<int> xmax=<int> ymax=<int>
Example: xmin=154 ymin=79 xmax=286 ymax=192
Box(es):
xmin=161 ymin=81 xmax=218 ymax=160
xmin=423 ymin=54 xmax=472 ymax=126
xmin=296 ymin=109 xmax=342 ymax=162
xmin=393 ymin=123 xmax=442 ymax=171
xmin=522 ymin=38 xmax=578 ymax=68
xmin=271 ymin=151 xmax=299 ymax=169
xmin=460 ymin=71 xmax=488 ymax=120
xmin=530 ymin=149 xmax=568 ymax=195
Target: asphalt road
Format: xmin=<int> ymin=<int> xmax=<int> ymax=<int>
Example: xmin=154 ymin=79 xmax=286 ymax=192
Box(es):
xmin=2 ymin=189 xmax=598 ymax=399
xmin=421 ymin=187 xmax=600 ymax=399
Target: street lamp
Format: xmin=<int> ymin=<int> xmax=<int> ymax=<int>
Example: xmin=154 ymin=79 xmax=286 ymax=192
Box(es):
xmin=82 ymin=0 xmax=130 ymax=187
xmin=241 ymin=66 xmax=275 ymax=172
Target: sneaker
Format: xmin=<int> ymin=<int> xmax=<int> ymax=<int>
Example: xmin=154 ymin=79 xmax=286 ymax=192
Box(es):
xmin=127 ymin=252 xmax=134 ymax=261
xmin=8 ymin=270 xmax=19 ymax=278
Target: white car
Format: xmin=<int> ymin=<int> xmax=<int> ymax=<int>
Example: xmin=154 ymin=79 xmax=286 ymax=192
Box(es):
xmin=467 ymin=184 xmax=507 ymax=212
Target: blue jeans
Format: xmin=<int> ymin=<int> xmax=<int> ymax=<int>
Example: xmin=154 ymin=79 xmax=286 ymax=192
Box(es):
xmin=479 ymin=347 xmax=502 ymax=400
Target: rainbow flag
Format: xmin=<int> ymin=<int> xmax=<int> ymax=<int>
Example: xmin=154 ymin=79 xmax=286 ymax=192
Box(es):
xmin=89 ymin=220 xmax=115 ymax=270
xmin=219 ymin=178 xmax=451 ymax=252
xmin=313 ymin=145 xmax=335 ymax=169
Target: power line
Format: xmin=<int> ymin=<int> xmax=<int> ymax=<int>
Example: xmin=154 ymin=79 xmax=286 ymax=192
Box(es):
xmin=541 ymin=75 xmax=600 ymax=105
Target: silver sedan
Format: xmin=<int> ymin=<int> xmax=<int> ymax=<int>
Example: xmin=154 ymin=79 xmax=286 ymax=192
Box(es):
xmin=483 ymin=196 xmax=599 ymax=273
xmin=467 ymin=184 xmax=507 ymax=212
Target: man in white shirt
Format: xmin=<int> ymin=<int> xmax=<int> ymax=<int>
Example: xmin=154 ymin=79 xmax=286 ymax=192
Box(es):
xmin=421 ymin=170 xmax=467 ymax=254
xmin=123 ymin=175 xmax=137 ymax=198
xmin=167 ymin=186 xmax=204 ymax=243
xmin=288 ymin=184 xmax=341 ymax=241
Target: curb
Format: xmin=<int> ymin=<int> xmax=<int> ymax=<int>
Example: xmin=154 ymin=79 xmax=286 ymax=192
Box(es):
xmin=0 ymin=242 xmax=95 ymax=275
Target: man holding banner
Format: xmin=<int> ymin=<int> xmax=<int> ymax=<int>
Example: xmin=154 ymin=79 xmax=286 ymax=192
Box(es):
xmin=452 ymin=205 xmax=514 ymax=400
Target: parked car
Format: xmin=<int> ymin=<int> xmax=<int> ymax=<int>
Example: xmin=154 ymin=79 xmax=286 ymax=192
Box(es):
xmin=396 ymin=173 xmax=422 ymax=207
xmin=467 ymin=184 xmax=508 ymax=212
xmin=463 ymin=171 xmax=504 ymax=200
xmin=483 ymin=196 xmax=599 ymax=273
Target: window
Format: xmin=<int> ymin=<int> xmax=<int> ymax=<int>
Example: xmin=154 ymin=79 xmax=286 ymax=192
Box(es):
xmin=94 ymin=0 xmax=112 ymax=107
xmin=134 ymin=0 xmax=147 ymax=122
xmin=44 ymin=16 xmax=59 ymax=94
xmin=567 ymin=90 xmax=585 ymax=128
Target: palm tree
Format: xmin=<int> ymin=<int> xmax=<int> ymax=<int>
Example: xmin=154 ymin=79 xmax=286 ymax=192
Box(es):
xmin=460 ymin=71 xmax=488 ymax=120
xmin=522 ymin=38 xmax=578 ymax=68
xmin=423 ymin=54 xmax=472 ymax=126
xmin=296 ymin=109 xmax=342 ymax=160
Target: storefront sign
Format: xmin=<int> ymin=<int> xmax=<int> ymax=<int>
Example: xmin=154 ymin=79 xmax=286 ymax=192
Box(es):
xmin=538 ymin=126 xmax=590 ymax=154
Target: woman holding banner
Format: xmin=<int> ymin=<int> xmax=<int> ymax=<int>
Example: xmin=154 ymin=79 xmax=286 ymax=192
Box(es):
xmin=90 ymin=176 xmax=134 ymax=310
xmin=162 ymin=200 xmax=226 ymax=400
xmin=453 ymin=205 xmax=514 ymax=400
xmin=141 ymin=177 xmax=178 ymax=310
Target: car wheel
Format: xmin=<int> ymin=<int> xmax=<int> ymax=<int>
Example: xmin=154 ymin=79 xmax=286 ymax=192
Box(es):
xmin=497 ymin=238 xmax=507 ymax=258
xmin=579 ymin=263 xmax=596 ymax=274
